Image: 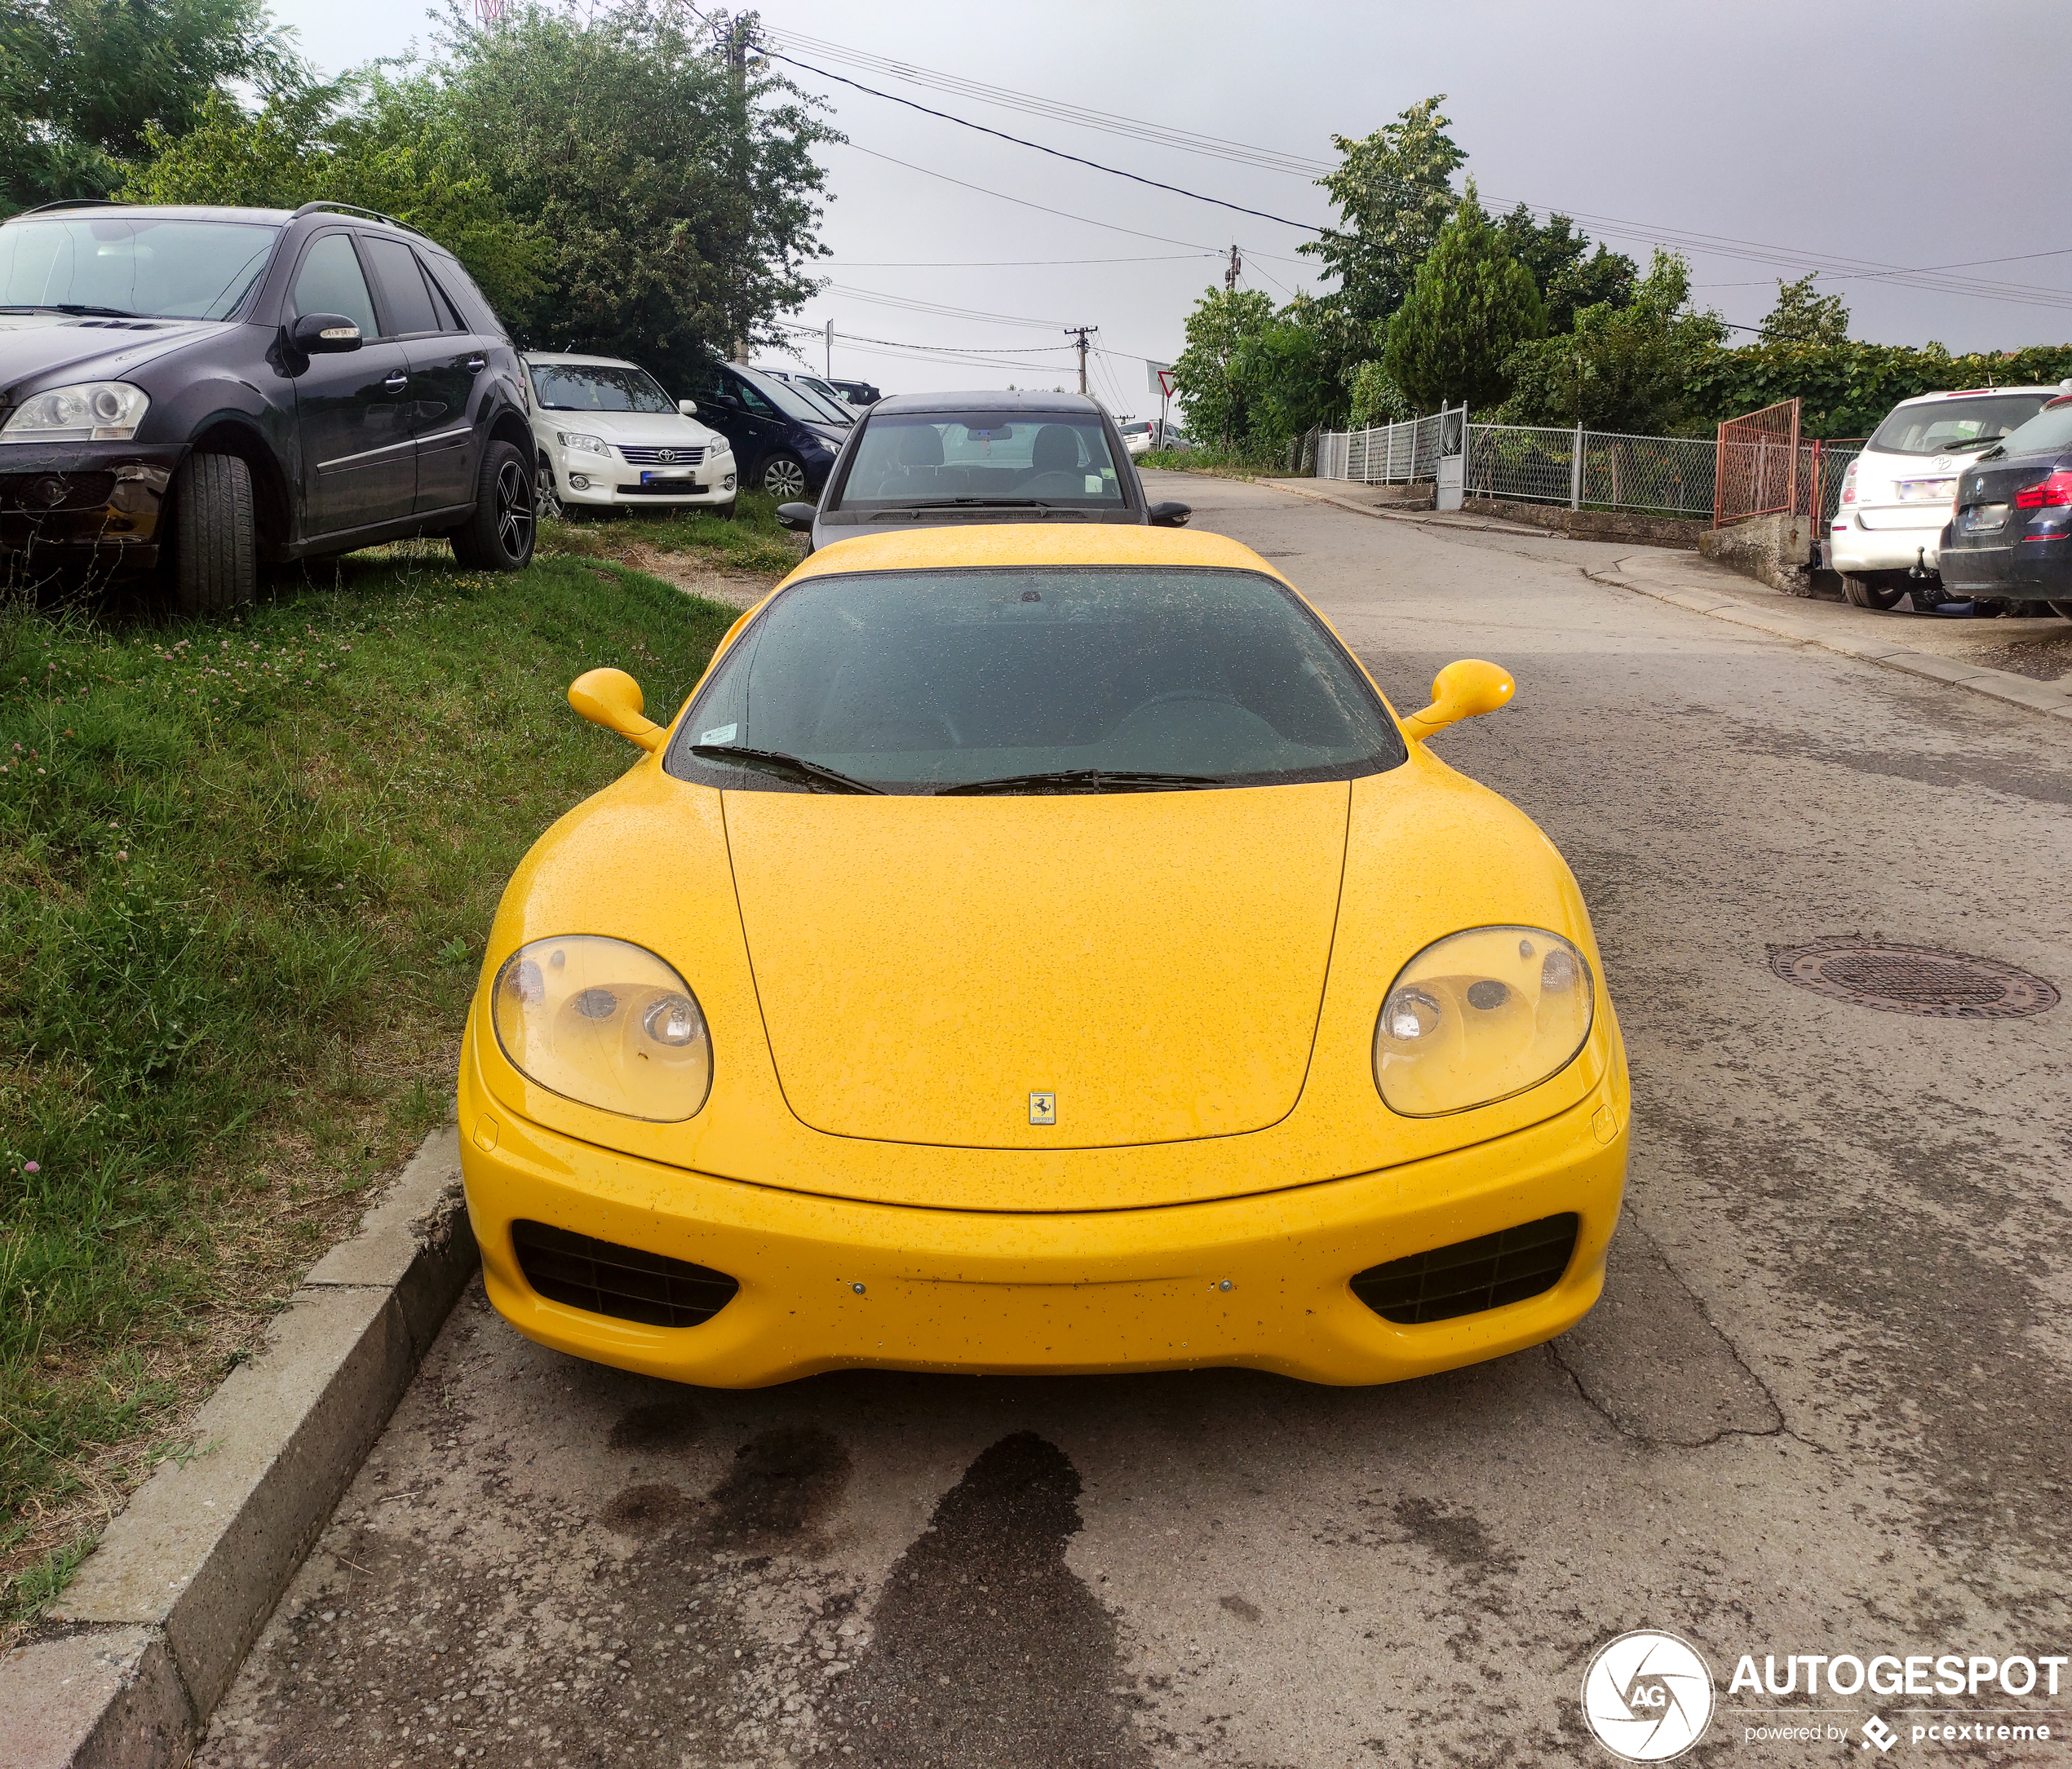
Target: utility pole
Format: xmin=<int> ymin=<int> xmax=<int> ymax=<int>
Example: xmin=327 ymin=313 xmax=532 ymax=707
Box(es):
xmin=1064 ymin=325 xmax=1097 ymax=398
xmin=1224 ymin=244 xmax=1242 ymax=291
xmin=825 ymin=316 xmax=834 ymax=380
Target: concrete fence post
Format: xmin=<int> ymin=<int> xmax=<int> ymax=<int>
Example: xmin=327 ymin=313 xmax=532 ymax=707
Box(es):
xmin=1571 ymin=422 xmax=1584 ymax=510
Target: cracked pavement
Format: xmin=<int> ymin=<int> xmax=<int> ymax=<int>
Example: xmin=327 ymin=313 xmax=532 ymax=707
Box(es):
xmin=193 ymin=474 xmax=2072 ymax=1767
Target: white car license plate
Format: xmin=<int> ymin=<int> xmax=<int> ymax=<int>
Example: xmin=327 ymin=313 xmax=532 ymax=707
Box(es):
xmin=1896 ymin=477 xmax=1955 ymax=502
xmin=641 ymin=471 xmax=695 ymax=488
xmin=1961 ymin=503 xmax=2008 ymax=534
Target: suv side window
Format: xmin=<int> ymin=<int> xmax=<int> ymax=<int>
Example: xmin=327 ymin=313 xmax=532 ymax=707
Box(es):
xmin=290 ymin=233 xmax=378 ymax=338
xmin=415 ymin=254 xmax=468 ymax=333
xmin=729 ymin=373 xmax=777 ymax=418
xmin=360 ymin=234 xmax=439 ymax=339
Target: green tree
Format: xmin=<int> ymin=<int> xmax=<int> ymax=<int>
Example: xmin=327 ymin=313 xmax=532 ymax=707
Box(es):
xmin=1224 ymin=297 xmax=1345 ymax=444
xmin=1345 ymin=357 xmax=1410 ymax=428
xmin=1380 ymin=187 xmax=1546 ymax=414
xmin=1685 ymin=338 xmax=2072 ymax=439
xmin=1171 ymin=285 xmax=1275 ymax=447
xmin=1493 ymin=204 xmax=1636 ymax=334
xmin=1302 ymin=96 xmax=1466 ymax=334
xmin=120 ymin=78 xmax=548 ymax=323
xmin=1759 ymin=273 xmax=1850 ymax=346
xmin=1 ymin=0 xmax=306 ymax=212
xmin=436 ymin=1 xmax=835 ymax=388
xmin=1499 ymin=249 xmax=1726 ymax=433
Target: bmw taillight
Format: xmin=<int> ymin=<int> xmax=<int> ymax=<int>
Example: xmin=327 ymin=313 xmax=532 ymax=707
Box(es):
xmin=1840 ymin=460 xmax=1857 ymax=505
xmin=2013 ymin=470 xmax=2072 ymax=510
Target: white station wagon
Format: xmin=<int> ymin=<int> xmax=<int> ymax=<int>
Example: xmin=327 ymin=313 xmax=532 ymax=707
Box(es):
xmin=522 ymin=352 xmax=737 ymax=518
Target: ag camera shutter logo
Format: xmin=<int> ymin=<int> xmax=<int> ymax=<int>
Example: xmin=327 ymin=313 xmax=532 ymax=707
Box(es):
xmin=1582 ymin=1630 xmax=1715 ymax=1761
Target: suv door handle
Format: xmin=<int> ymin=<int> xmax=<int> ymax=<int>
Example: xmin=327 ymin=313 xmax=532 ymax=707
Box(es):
xmin=383 ymin=371 xmax=409 ymax=391
xmin=465 ymin=356 xmax=486 ymax=373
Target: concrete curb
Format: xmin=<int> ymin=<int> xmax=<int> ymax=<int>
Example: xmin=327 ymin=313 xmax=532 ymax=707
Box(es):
xmin=0 ymin=1125 xmax=476 ymax=1769
xmin=1259 ymin=475 xmax=1546 ymax=538
xmin=1582 ymin=559 xmax=2072 ymax=726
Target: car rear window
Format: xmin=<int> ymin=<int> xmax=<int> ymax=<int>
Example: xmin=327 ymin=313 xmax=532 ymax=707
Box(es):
xmin=1992 ymin=398 xmax=2072 ymax=458
xmin=1869 ymin=394 xmax=2049 ymax=455
xmin=666 ymin=565 xmax=1406 ymax=794
xmin=834 ymin=414 xmax=1126 ymax=508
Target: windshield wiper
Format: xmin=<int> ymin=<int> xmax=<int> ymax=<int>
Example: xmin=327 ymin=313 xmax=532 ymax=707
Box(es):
xmin=894 ymin=497 xmax=1054 ymax=509
xmin=688 ymin=743 xmax=883 ymax=794
xmin=0 ymin=303 xmax=145 ymax=318
xmin=938 ymin=768 xmax=1224 ymax=796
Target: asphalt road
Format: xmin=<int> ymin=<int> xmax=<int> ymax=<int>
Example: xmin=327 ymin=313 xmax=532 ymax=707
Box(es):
xmin=197 ymin=474 xmax=2072 ymax=1768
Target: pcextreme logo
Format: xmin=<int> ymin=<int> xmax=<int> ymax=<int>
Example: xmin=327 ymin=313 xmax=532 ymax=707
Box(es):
xmin=1582 ymin=1630 xmax=1716 ymax=1761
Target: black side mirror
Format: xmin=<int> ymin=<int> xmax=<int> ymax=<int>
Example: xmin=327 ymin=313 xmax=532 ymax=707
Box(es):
xmin=1147 ymin=501 xmax=1192 ymax=528
xmin=290 ymin=313 xmax=362 ymax=354
xmin=775 ymin=502 xmax=817 ymax=532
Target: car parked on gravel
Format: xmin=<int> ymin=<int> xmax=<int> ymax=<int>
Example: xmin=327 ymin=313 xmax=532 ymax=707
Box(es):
xmin=524 ymin=352 xmax=736 ymax=520
xmin=461 ymin=522 xmax=1628 ymax=1388
xmin=680 ymin=360 xmax=848 ymax=502
xmin=0 ymin=199 xmax=538 ymax=613
xmin=1827 ymin=385 xmax=2065 ymax=609
xmin=1938 ymin=392 xmax=2072 ymax=618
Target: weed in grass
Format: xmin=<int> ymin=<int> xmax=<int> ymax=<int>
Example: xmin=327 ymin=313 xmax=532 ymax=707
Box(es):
xmin=0 ymin=544 xmax=744 ymax=1637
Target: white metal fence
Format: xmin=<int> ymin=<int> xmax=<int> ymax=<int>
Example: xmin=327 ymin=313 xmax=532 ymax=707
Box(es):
xmin=1313 ymin=413 xmax=1448 ymax=486
xmin=1317 ymin=414 xmax=1865 ymax=526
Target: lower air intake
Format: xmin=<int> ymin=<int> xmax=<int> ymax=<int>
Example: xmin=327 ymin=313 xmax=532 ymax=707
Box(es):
xmin=511 ymin=1221 xmax=739 ymax=1329
xmin=1351 ymin=1213 xmax=1579 ymax=1325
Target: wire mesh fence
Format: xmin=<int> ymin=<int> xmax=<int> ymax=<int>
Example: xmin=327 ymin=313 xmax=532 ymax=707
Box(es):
xmin=1314 ymin=413 xmax=1447 ymax=485
xmin=1317 ymin=406 xmax=1862 ymax=527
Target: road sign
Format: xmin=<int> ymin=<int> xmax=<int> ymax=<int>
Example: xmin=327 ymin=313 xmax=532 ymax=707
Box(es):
xmin=1157 ymin=369 xmax=1178 ymax=399
xmin=1147 ymin=359 xmax=1175 ymax=397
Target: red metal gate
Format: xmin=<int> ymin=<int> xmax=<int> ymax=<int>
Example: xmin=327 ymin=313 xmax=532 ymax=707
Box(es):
xmin=1713 ymin=398 xmax=1800 ymax=528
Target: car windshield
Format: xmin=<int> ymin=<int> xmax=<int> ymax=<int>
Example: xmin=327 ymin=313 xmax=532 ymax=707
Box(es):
xmin=0 ymin=216 xmax=278 ymax=321
xmin=1869 ymin=394 xmax=2049 ymax=456
xmin=666 ymin=565 xmax=1406 ymax=794
xmin=777 ymin=375 xmax=854 ymax=426
xmin=1992 ymin=399 xmax=2072 ymax=458
xmin=529 ymin=363 xmax=675 ymax=414
xmin=736 ymin=365 xmax=840 ymax=426
xmin=833 ymin=414 xmax=1127 ymax=508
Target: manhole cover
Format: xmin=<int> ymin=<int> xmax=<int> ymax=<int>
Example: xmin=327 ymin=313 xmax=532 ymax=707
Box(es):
xmin=1769 ymin=941 xmax=2059 ymax=1019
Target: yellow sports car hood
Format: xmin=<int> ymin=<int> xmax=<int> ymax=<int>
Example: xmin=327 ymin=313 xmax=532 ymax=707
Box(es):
xmin=724 ymin=784 xmax=1348 ymax=1149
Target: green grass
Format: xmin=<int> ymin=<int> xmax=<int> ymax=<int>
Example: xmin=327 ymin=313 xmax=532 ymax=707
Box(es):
xmin=1140 ymin=442 xmax=1292 ymax=479
xmin=537 ymin=488 xmax=800 ymax=577
xmin=0 ymin=543 xmax=745 ymax=1639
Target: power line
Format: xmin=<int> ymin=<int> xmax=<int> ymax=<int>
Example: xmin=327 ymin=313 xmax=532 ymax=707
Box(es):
xmin=778 ymin=320 xmax=1074 ymax=355
xmin=826 ymin=283 xmax=1075 ymax=329
xmin=757 ymin=24 xmax=1331 ymax=179
xmin=759 ymin=44 xmax=1324 ymax=232
xmin=817 ymin=253 xmax=1220 ymax=268
xmin=833 ymin=142 xmax=1229 ymax=253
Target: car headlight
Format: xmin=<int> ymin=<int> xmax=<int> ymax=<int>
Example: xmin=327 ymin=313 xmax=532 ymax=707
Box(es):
xmin=491 ymin=935 xmax=711 ymax=1121
xmin=2 ymin=381 xmax=149 ymax=443
xmin=1373 ymin=926 xmax=1593 ymax=1117
xmin=556 ymin=431 xmax=610 ymax=457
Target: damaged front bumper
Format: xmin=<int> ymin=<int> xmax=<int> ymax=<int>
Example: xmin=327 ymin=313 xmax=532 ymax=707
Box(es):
xmin=0 ymin=443 xmax=184 ymax=574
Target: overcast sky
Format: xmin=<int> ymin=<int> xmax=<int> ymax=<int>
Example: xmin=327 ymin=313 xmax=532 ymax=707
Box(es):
xmin=268 ymin=0 xmax=2072 ymax=413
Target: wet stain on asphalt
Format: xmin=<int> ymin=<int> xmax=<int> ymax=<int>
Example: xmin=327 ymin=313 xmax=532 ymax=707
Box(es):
xmin=606 ymin=1396 xmax=706 ymax=1453
xmin=805 ymin=1431 xmax=1146 ymax=1769
xmin=599 ymin=1481 xmax=688 ymax=1537
xmin=710 ymin=1424 xmax=852 ymax=1543
xmin=1390 ymin=1496 xmax=1521 ymax=1581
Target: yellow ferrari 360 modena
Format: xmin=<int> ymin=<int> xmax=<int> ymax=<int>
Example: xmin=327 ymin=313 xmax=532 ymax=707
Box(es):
xmin=457 ymin=524 xmax=1628 ymax=1387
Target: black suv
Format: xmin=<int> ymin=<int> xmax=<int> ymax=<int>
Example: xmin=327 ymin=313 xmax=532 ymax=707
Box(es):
xmin=0 ymin=200 xmax=538 ymax=613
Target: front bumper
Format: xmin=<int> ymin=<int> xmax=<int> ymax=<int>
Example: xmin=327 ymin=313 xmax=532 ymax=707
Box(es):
xmin=0 ymin=441 xmax=183 ymax=569
xmin=552 ymin=452 xmax=736 ymax=509
xmin=457 ymin=1027 xmax=1629 ymax=1388
xmin=1829 ymin=507 xmax=1946 ymax=574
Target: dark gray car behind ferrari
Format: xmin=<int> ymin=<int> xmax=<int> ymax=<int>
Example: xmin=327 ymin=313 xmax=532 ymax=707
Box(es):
xmin=0 ymin=200 xmax=541 ymax=613
xmin=777 ymin=390 xmax=1190 ymax=553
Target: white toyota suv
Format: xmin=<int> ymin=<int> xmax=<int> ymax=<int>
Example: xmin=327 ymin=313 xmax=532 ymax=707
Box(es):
xmin=1828 ymin=386 xmax=2063 ymax=608
xmin=523 ymin=352 xmax=737 ymax=517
